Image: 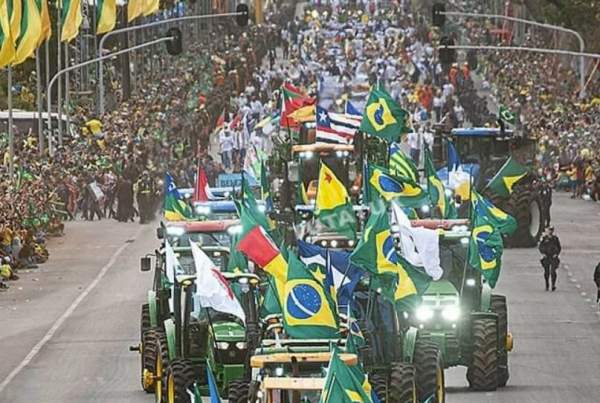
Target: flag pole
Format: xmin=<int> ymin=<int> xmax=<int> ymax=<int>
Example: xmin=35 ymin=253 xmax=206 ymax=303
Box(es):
xmin=36 ymin=48 xmax=44 ymax=155
xmin=7 ymin=66 xmax=14 ymax=180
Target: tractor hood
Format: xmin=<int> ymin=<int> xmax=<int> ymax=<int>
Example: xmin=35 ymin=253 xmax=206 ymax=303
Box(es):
xmin=212 ymin=320 xmax=245 ymax=342
xmin=424 ymin=280 xmax=460 ymax=298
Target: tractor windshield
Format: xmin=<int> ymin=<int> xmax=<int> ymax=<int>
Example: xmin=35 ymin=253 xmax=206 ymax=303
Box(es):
xmin=454 ymin=136 xmax=510 ymax=163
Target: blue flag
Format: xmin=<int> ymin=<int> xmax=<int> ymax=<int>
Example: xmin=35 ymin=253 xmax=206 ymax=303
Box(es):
xmin=297 ymin=240 xmax=364 ymax=310
xmin=345 ymin=100 xmax=362 ymax=117
xmin=447 ymin=140 xmax=460 ymax=171
xmin=206 ymin=363 xmax=222 ymax=403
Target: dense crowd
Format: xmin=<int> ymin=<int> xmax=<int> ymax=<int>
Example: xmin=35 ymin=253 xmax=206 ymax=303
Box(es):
xmin=0 ymin=3 xmax=295 ymax=290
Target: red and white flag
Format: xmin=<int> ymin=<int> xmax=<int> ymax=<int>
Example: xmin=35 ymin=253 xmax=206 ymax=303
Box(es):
xmin=190 ymin=241 xmax=246 ymax=323
xmin=193 ymin=164 xmax=214 ymax=202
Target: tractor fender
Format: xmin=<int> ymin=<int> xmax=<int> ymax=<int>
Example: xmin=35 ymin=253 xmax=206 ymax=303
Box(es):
xmin=480 ymin=283 xmax=492 ymax=312
xmin=147 ymin=290 xmax=157 ymax=328
xmin=402 ymin=327 xmax=419 ymax=364
xmin=163 ymin=318 xmax=176 ymax=361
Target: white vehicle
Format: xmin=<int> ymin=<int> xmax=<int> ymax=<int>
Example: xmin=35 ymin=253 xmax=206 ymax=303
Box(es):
xmin=0 ymin=110 xmax=77 ymax=139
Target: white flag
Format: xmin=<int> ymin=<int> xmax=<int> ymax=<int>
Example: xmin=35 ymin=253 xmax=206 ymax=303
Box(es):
xmin=190 ymin=241 xmax=246 ymax=323
xmin=391 ymin=202 xmax=443 ymax=281
xmin=165 ymin=241 xmax=179 ymax=312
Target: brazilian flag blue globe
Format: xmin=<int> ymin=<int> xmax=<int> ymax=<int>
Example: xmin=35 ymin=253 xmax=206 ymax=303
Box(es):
xmin=360 ymin=88 xmax=410 ymax=142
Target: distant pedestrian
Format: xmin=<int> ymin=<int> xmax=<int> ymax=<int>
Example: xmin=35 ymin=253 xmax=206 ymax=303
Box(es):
xmin=539 ymin=226 xmax=561 ymax=291
xmin=594 ymin=262 xmax=600 ymax=303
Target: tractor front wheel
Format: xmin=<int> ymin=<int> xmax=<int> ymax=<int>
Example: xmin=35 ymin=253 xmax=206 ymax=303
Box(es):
xmin=154 ymin=330 xmax=169 ymax=403
xmin=388 ymin=362 xmax=417 ymax=403
xmin=466 ymin=317 xmax=499 ymax=391
xmin=414 ymin=339 xmax=445 ymax=403
xmin=370 ymin=372 xmax=388 ymax=402
xmin=141 ymin=328 xmax=160 ymax=393
xmin=228 ymin=378 xmax=250 ymax=403
xmin=165 ymin=359 xmax=196 ymax=403
xmin=491 ymin=295 xmax=510 ymax=387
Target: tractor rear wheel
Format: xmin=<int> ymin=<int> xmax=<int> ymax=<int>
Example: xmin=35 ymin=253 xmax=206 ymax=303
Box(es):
xmin=370 ymin=372 xmax=388 ymax=402
xmin=388 ymin=362 xmax=417 ymax=403
xmin=228 ymin=378 xmax=250 ymax=403
xmin=414 ymin=339 xmax=445 ymax=403
xmin=466 ymin=317 xmax=499 ymax=391
xmin=165 ymin=359 xmax=196 ymax=403
xmin=153 ymin=330 xmax=169 ymax=403
xmin=506 ymin=188 xmax=543 ymax=247
xmin=491 ymin=295 xmax=510 ymax=387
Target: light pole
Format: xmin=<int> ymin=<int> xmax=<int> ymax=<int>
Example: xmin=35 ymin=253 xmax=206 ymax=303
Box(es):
xmin=440 ymin=10 xmax=587 ymax=98
xmin=97 ymin=10 xmax=246 ymax=115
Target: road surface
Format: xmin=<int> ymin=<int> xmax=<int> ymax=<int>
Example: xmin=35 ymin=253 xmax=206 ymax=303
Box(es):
xmin=1 ymin=192 xmax=600 ymax=402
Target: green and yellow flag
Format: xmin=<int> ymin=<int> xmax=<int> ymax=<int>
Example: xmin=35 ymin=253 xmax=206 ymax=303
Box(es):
xmin=13 ymin=0 xmax=41 ymax=65
xmin=96 ymin=0 xmax=116 ymax=35
xmin=143 ymin=0 xmax=159 ymax=16
xmin=485 ymin=156 xmax=528 ymax=198
xmin=499 ymin=105 xmax=516 ymax=125
xmin=368 ymin=163 xmax=428 ymax=208
xmin=0 ymin=0 xmax=15 ymax=68
xmin=350 ymin=207 xmax=431 ymax=310
xmin=8 ymin=0 xmax=22 ymax=40
xmin=127 ymin=0 xmax=144 ymax=23
xmin=237 ymin=212 xmax=339 ymax=339
xmin=35 ymin=0 xmax=50 ymax=44
xmin=468 ymin=206 xmax=505 ymax=288
xmin=424 ymin=147 xmax=456 ymax=218
xmin=359 ymin=87 xmax=409 ymax=142
xmin=319 ymin=348 xmax=373 ymax=403
xmin=389 ymin=142 xmax=419 ymax=182
xmin=60 ymin=0 xmax=82 ymax=42
xmin=315 ymin=162 xmax=357 ymax=240
xmin=472 ymin=191 xmax=517 ymax=236
xmin=163 ymin=173 xmax=193 ymax=221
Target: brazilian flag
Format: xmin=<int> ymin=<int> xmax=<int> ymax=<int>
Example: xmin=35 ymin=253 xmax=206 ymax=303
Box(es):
xmin=226 ymin=232 xmax=248 ymax=274
xmin=389 ymin=142 xmax=419 ymax=182
xmin=238 ymin=175 xmax=271 ymax=232
xmin=359 ymin=88 xmax=410 ymax=142
xmin=319 ymin=348 xmax=373 ymax=403
xmin=499 ymin=105 xmax=517 ymax=125
xmin=367 ymin=164 xmax=428 ymax=208
xmin=485 ymin=156 xmax=529 ymax=198
xmin=164 ymin=173 xmax=193 ymax=221
xmin=350 ymin=208 xmax=431 ymax=311
xmin=315 ymin=162 xmax=357 ymax=240
xmin=260 ymin=161 xmax=273 ymax=211
xmin=424 ymin=148 xmax=456 ymax=219
xmin=468 ymin=212 xmax=504 ymax=288
xmin=472 ymin=191 xmax=517 ymax=235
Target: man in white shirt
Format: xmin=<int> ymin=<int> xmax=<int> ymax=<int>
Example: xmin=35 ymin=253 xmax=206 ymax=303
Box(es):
xmin=219 ymin=128 xmax=235 ymax=171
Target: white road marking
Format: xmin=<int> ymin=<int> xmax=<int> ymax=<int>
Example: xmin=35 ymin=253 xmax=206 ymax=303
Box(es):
xmin=0 ymin=227 xmax=142 ymax=394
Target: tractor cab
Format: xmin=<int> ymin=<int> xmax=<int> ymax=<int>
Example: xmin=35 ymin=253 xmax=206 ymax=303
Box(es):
xmin=157 ymin=219 xmax=241 ymax=249
xmin=287 ymin=143 xmax=360 ymax=204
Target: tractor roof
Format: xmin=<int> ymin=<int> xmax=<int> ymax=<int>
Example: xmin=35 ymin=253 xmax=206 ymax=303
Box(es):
xmin=450 ymin=127 xmax=513 ymax=137
xmin=292 ymin=143 xmax=354 ymax=154
xmin=164 ymin=219 xmax=240 ymax=233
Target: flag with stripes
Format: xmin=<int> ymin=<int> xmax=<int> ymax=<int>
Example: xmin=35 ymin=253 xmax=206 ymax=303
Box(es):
xmin=316 ymin=106 xmax=360 ymax=145
xmin=389 ymin=142 xmax=419 ymax=182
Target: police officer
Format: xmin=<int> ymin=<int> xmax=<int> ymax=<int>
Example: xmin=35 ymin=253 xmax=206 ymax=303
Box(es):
xmin=136 ymin=171 xmax=155 ymax=224
xmin=538 ymin=226 xmax=561 ymax=291
xmin=540 ymin=180 xmax=553 ymax=228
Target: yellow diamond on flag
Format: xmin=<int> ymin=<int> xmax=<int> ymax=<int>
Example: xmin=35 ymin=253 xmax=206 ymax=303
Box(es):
xmin=502 ymin=173 xmax=527 ymax=194
xmin=366 ymin=98 xmax=397 ymax=131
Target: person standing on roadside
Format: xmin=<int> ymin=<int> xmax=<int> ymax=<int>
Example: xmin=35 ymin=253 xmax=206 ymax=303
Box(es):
xmin=539 ymin=226 xmax=561 ymax=291
xmin=594 ymin=262 xmax=600 ymax=303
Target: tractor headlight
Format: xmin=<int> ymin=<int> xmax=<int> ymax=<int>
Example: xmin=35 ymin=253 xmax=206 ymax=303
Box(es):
xmin=347 ymin=239 xmax=355 ymax=247
xmin=235 ymin=342 xmax=247 ymax=349
xmin=216 ymin=342 xmax=230 ymax=350
xmin=441 ymin=306 xmax=460 ymax=321
xmin=330 ymin=240 xmax=338 ymax=248
xmin=274 ymin=367 xmax=285 ymax=377
xmin=336 ymin=150 xmax=344 ymax=158
xmin=420 ymin=205 xmax=430 ymax=214
xmin=415 ymin=306 xmax=434 ymax=322
xmin=320 ymin=240 xmax=328 ymax=247
xmin=466 ymin=278 xmax=476 ymax=287
xmin=195 ymin=205 xmax=211 ymax=215
xmin=227 ymin=225 xmax=242 ymax=235
xmin=460 ymin=237 xmax=469 ymax=246
xmin=258 ymin=205 xmax=266 ymax=213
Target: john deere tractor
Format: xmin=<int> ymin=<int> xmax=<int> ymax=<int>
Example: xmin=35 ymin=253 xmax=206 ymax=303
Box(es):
xmin=406 ymin=219 xmax=512 ymax=391
xmin=136 ymin=219 xmax=261 ymax=402
xmin=438 ymin=127 xmax=544 ymax=247
xmin=353 ymin=283 xmax=446 ymax=403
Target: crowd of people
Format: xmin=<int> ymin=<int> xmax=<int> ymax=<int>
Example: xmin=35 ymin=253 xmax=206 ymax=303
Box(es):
xmin=0 ymin=2 xmax=295 ymax=290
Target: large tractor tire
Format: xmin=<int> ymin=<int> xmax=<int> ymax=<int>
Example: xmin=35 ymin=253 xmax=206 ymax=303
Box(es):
xmin=228 ymin=378 xmax=250 ymax=403
xmin=165 ymin=359 xmax=196 ymax=403
xmin=466 ymin=317 xmax=499 ymax=391
xmin=388 ymin=362 xmax=417 ymax=403
xmin=491 ymin=295 xmax=510 ymax=387
xmin=370 ymin=372 xmax=388 ymax=402
xmin=141 ymin=304 xmax=151 ymax=340
xmin=414 ymin=339 xmax=445 ymax=403
xmin=141 ymin=328 xmax=161 ymax=393
xmin=153 ymin=330 xmax=169 ymax=403
xmin=506 ymin=188 xmax=544 ymax=247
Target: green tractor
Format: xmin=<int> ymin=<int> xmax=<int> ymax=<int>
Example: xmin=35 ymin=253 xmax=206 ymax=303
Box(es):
xmin=353 ymin=282 xmax=446 ymax=403
xmin=437 ymin=127 xmax=544 ymax=246
xmin=406 ymin=219 xmax=512 ymax=391
xmin=136 ymin=219 xmax=261 ymax=402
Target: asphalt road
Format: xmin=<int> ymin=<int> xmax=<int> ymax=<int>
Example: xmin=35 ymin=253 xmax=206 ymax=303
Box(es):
xmin=1 ymin=192 xmax=600 ymax=402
